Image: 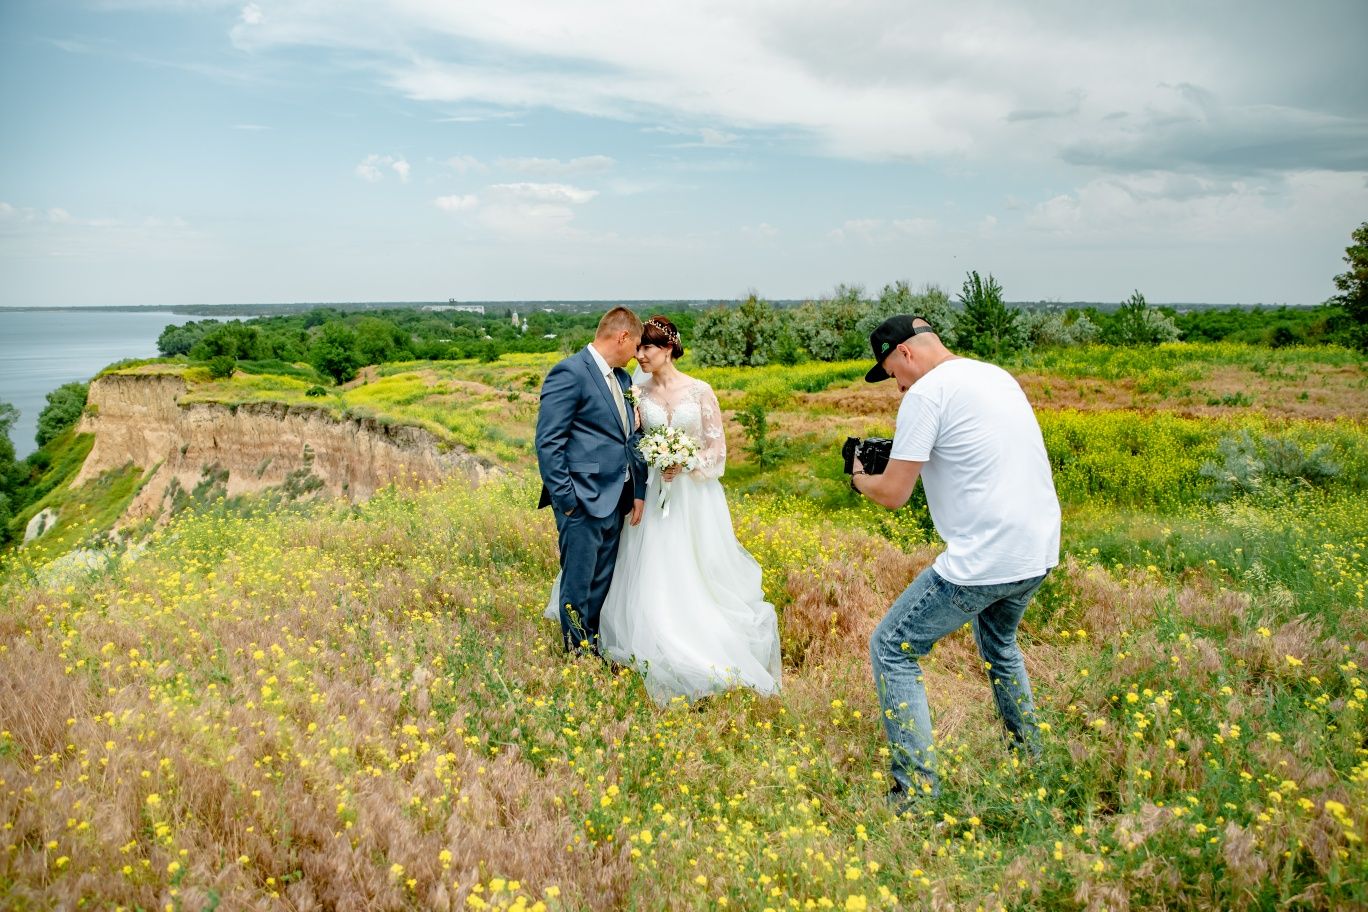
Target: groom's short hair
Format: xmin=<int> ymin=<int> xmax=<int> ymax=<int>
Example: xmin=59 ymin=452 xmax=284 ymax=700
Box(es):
xmin=596 ymin=306 xmax=643 ymax=339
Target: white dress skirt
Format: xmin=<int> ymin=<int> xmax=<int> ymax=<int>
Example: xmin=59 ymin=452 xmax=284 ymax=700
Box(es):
xmin=545 ymin=377 xmax=782 ymax=705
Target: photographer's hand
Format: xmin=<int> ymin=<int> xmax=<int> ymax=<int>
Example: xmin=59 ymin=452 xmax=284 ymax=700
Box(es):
xmin=851 ymin=456 xmax=925 ymax=511
xmin=850 ymin=456 xmax=868 ymax=494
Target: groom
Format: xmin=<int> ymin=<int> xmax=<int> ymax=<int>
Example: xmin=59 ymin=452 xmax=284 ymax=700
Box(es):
xmin=535 ymin=307 xmax=648 ymax=654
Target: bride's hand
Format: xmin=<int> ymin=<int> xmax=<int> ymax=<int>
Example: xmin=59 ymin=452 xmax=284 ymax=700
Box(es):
xmin=662 ymin=465 xmax=683 ymax=482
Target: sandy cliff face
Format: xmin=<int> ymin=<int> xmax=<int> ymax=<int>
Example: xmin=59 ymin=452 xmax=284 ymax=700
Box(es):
xmin=76 ymin=373 xmax=494 ymax=524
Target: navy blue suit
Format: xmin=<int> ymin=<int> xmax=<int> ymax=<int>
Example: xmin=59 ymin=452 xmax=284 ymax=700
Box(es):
xmin=535 ymin=347 xmax=647 ymax=652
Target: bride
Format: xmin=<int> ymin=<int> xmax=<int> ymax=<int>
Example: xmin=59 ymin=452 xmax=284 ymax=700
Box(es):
xmin=547 ymin=315 xmax=782 ymax=705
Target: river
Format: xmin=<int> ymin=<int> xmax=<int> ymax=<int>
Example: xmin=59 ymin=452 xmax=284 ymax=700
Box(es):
xmin=0 ymin=309 xmax=202 ymax=458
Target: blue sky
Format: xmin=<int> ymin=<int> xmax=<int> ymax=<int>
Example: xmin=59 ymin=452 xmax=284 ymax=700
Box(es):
xmin=2 ymin=0 xmax=1366 ymax=306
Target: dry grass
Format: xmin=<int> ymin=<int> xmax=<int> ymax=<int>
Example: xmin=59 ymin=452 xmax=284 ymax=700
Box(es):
xmin=800 ymin=361 xmax=1368 ymax=421
xmin=1 ymin=478 xmax=1364 ymax=909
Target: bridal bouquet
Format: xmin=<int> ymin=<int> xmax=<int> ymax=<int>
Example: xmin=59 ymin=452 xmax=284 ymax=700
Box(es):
xmin=638 ymin=425 xmax=700 ymax=516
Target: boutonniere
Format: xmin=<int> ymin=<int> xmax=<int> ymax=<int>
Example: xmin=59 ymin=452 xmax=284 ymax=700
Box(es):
xmin=623 ymin=386 xmax=639 ymax=407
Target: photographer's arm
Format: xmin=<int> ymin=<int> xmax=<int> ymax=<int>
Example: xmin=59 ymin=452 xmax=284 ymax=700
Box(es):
xmin=852 ymin=455 xmax=923 ymax=510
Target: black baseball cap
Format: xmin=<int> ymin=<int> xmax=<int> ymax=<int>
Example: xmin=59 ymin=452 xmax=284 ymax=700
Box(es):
xmin=864 ymin=315 xmax=936 ymax=382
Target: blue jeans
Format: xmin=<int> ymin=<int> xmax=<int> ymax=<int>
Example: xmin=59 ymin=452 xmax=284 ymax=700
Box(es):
xmin=870 ymin=567 xmax=1047 ymax=797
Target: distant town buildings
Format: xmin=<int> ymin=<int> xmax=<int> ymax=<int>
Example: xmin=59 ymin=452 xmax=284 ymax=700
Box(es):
xmin=421 ymin=302 xmax=486 ymax=314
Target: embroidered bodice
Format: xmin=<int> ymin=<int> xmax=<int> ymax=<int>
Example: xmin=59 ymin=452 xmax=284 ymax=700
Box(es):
xmin=635 ymin=376 xmax=726 ymax=481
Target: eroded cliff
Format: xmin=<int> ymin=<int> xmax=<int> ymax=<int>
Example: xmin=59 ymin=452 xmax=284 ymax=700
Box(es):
xmin=76 ymin=372 xmax=494 ymax=526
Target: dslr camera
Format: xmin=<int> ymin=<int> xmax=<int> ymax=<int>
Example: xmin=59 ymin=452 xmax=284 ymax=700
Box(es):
xmin=842 ymin=436 xmax=893 ymax=476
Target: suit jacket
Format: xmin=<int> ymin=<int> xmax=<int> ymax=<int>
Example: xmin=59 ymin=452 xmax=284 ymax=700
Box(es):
xmin=535 ymin=347 xmax=647 ymax=518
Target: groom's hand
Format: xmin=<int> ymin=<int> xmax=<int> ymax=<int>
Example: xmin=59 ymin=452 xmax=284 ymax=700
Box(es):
xmin=629 ymin=498 xmax=644 ymax=526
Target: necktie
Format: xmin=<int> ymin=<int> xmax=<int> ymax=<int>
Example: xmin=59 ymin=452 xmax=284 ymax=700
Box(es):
xmin=608 ymin=371 xmax=629 ymax=434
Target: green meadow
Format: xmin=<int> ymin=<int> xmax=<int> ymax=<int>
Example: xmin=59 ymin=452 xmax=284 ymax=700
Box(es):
xmin=1 ymin=342 xmax=1364 ymax=910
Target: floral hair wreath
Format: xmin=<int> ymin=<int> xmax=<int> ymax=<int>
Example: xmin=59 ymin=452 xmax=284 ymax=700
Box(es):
xmin=646 ymin=318 xmax=681 ymax=346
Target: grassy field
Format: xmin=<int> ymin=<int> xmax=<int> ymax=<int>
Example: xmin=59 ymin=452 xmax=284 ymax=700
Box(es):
xmin=1 ymin=343 xmax=1365 ymax=910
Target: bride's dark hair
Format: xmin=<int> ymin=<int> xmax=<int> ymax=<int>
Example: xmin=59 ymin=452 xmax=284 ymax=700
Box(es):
xmin=641 ymin=315 xmax=684 ymax=359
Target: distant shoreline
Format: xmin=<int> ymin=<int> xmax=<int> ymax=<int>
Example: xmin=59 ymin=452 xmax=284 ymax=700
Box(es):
xmin=0 ymin=299 xmax=1318 ymax=317
xmin=0 ymin=300 xmax=738 ymax=318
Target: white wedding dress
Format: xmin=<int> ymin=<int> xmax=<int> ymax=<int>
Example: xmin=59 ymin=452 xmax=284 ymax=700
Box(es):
xmin=545 ymin=376 xmax=782 ymax=705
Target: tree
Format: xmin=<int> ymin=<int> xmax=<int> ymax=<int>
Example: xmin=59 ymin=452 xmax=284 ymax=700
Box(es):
xmin=1020 ymin=310 xmax=1100 ymax=348
xmin=354 ymin=317 xmax=412 ymax=365
xmin=857 ymin=281 xmax=958 ymax=348
xmin=35 ymin=381 xmax=88 ymax=449
xmin=1332 ymin=220 xmax=1368 ymax=352
xmin=1104 ymin=290 xmax=1179 ymax=346
xmin=0 ymin=402 xmax=19 ymax=527
xmin=954 ymin=271 xmax=1024 ymax=360
xmin=189 ymin=322 xmax=264 ymax=361
xmin=791 ymin=284 xmax=868 ymax=361
xmin=309 ymin=323 xmax=360 ymax=383
xmin=692 ymin=294 xmax=778 ymax=367
xmin=157 ymin=319 xmax=217 ymax=357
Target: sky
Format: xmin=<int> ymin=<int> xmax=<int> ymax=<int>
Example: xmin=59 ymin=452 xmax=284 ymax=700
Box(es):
xmin=1 ymin=0 xmax=1366 ymax=307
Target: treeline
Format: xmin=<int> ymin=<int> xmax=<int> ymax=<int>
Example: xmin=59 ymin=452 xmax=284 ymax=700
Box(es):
xmin=154 ymin=281 xmax=1362 ymax=386
xmin=689 ymin=275 xmax=1361 ymax=367
xmin=140 ymin=218 xmax=1368 ymax=377
xmin=692 ymin=221 xmax=1367 ymax=366
xmin=157 ymin=307 xmax=701 ymax=383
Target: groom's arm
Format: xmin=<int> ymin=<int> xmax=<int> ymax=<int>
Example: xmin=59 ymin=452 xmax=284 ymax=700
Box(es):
xmin=535 ymin=362 xmax=581 ymax=514
xmin=627 ymin=412 xmax=648 ymax=502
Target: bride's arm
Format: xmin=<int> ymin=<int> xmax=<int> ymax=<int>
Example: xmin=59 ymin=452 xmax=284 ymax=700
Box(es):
xmin=691 ymin=383 xmax=727 ymax=481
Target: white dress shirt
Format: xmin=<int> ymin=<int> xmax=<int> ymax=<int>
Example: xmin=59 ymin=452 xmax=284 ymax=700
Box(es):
xmin=587 ymin=343 xmax=631 ymax=480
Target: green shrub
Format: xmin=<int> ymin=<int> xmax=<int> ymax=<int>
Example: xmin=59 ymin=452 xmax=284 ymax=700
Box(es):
xmin=35 ymin=382 xmax=89 ymax=449
xmin=1200 ymin=430 xmax=1341 ymax=500
xmin=734 ymin=380 xmax=791 ymax=468
xmin=207 ymin=356 xmax=237 ymax=379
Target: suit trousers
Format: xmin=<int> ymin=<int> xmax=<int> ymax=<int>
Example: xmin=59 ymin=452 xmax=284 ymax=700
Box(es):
xmin=552 ymin=482 xmax=633 ymax=653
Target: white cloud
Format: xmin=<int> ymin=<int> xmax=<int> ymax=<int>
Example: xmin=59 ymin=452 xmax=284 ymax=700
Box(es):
xmin=892 ymin=218 xmax=938 ymax=237
xmin=434 ymin=194 xmax=479 ymax=212
xmin=222 ymin=0 xmax=1308 ymax=164
xmin=469 ymin=181 xmax=601 ymax=238
xmin=828 ymin=217 xmax=938 ymax=243
xmin=488 ymin=182 xmax=597 ymax=205
xmin=380 ymin=171 xmax=601 ymax=234
xmin=232 ymin=123 xmax=270 ymax=131
xmin=216 ymin=1 xmax=1368 ymax=175
xmin=445 ymin=154 xmax=487 ymax=173
xmin=355 ymin=153 xmax=409 ymax=182
xmin=497 ymin=155 xmax=616 ymax=175
xmin=828 ymin=219 xmax=882 ymax=243
xmin=1060 ymin=84 xmax=1368 ymax=174
xmin=1023 ymin=172 xmax=1280 ymax=241
xmin=355 ymin=154 xmax=385 ymax=182
xmin=741 ymin=222 xmax=778 ymax=241
xmin=0 ymin=201 xmax=198 ymax=264
xmin=0 ymin=203 xmax=108 ymax=227
xmin=125 ymin=2 xmax=1363 ymax=174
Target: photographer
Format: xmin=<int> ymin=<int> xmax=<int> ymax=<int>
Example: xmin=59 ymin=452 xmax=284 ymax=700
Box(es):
xmin=849 ymin=315 xmax=1060 ymax=811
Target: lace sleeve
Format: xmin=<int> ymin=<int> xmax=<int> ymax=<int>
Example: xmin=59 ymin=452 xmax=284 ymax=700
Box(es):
xmin=691 ymin=382 xmax=726 ymax=481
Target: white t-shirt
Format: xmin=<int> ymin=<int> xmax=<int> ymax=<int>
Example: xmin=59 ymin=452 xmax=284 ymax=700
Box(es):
xmin=890 ymin=358 xmax=1060 ymax=586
